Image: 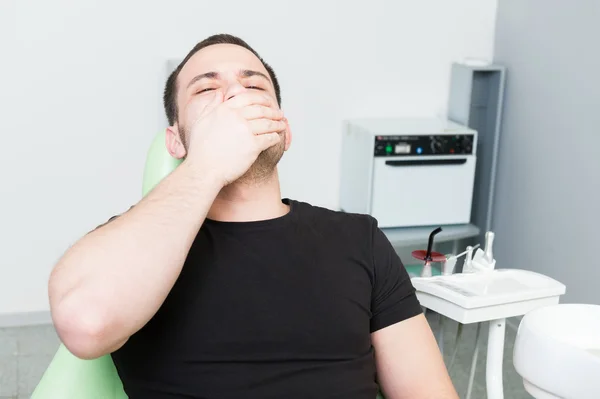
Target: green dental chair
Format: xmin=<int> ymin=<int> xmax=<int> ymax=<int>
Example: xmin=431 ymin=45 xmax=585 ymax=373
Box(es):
xmin=31 ymin=131 xmax=385 ymax=399
xmin=31 ymin=130 xmax=181 ymax=399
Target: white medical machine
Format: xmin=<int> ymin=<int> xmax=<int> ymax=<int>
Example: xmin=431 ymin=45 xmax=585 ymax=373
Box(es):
xmin=339 ymin=118 xmax=478 ymax=228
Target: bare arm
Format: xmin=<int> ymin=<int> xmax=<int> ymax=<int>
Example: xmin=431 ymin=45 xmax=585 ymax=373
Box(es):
xmin=49 ymin=161 xmax=221 ymax=359
xmin=372 ymin=314 xmax=458 ymax=399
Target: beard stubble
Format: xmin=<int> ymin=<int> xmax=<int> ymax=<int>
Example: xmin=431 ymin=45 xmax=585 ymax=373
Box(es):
xmin=179 ymin=126 xmax=286 ymax=186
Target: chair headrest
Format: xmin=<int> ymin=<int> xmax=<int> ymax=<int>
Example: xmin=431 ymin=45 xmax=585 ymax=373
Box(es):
xmin=142 ymin=130 xmax=183 ymax=197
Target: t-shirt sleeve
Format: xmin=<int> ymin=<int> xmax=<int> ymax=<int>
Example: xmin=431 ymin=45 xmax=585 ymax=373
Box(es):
xmin=370 ymin=218 xmax=423 ymax=332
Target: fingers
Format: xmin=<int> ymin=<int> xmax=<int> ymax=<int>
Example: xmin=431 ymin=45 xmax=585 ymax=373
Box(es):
xmin=254 ymin=132 xmax=281 ymax=151
xmin=208 ymin=90 xmax=224 ymax=108
xmin=240 ymin=105 xmax=284 ymax=121
xmin=197 ymin=90 xmax=224 ymax=117
xmin=185 ymin=89 xmax=224 ymax=121
xmin=248 ymin=118 xmax=287 ymax=136
xmin=225 ymin=91 xmax=275 ymax=109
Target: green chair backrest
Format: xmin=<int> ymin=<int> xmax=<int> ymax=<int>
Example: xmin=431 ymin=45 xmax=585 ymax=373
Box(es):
xmin=31 ymin=130 xmax=181 ymax=399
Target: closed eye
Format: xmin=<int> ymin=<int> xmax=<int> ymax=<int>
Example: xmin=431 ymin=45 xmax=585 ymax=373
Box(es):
xmin=197 ymin=86 xmax=262 ymax=94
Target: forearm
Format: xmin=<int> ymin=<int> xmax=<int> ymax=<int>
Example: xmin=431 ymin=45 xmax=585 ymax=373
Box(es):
xmin=49 ymin=160 xmax=221 ymax=359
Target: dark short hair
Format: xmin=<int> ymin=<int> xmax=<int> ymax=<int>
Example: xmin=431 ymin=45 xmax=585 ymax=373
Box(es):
xmin=163 ymin=34 xmax=281 ymax=126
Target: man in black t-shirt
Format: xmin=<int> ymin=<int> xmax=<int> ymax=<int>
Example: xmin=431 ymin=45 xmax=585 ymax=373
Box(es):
xmin=48 ymin=34 xmax=458 ymax=399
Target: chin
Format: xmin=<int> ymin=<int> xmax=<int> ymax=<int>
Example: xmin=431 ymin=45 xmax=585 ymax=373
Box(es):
xmin=236 ymin=143 xmax=285 ymax=185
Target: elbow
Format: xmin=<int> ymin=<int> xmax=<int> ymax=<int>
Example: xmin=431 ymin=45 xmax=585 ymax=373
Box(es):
xmin=51 ymin=296 xmax=119 ymax=360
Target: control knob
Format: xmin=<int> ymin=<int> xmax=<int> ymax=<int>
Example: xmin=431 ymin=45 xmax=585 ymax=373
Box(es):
xmin=461 ymin=136 xmax=473 ymax=153
xmin=430 ymin=137 xmax=444 ymax=154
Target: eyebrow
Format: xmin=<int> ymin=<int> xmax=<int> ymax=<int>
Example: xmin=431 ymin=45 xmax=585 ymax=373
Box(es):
xmin=240 ymin=69 xmax=271 ymax=83
xmin=186 ymin=72 xmax=219 ymax=89
xmin=186 ymin=69 xmax=271 ymax=89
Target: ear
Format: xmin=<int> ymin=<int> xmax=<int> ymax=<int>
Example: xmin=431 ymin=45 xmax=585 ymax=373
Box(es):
xmin=283 ymin=117 xmax=293 ymax=151
xmin=165 ymin=124 xmax=187 ymax=159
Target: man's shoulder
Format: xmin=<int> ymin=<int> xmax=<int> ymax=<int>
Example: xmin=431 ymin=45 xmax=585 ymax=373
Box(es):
xmin=289 ymin=198 xmax=378 ymax=234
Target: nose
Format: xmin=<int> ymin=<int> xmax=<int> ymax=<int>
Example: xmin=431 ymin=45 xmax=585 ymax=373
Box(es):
xmin=224 ymin=82 xmax=246 ymax=101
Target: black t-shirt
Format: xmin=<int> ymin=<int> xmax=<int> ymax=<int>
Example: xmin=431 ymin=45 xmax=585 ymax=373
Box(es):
xmin=110 ymin=199 xmax=422 ymax=399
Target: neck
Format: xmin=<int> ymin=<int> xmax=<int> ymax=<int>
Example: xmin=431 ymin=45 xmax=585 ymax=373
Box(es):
xmin=207 ymin=168 xmax=289 ymax=222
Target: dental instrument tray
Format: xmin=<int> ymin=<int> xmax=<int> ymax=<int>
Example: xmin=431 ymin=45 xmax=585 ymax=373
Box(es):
xmin=412 ymin=269 xmax=566 ymax=310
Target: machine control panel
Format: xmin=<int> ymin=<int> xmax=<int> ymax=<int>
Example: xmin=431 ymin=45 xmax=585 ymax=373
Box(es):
xmin=374 ymin=134 xmax=475 ymax=157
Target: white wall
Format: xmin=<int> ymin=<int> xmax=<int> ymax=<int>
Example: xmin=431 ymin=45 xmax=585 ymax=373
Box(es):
xmin=1 ymin=0 xmax=498 ymax=316
xmin=492 ymin=0 xmax=600 ymax=304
